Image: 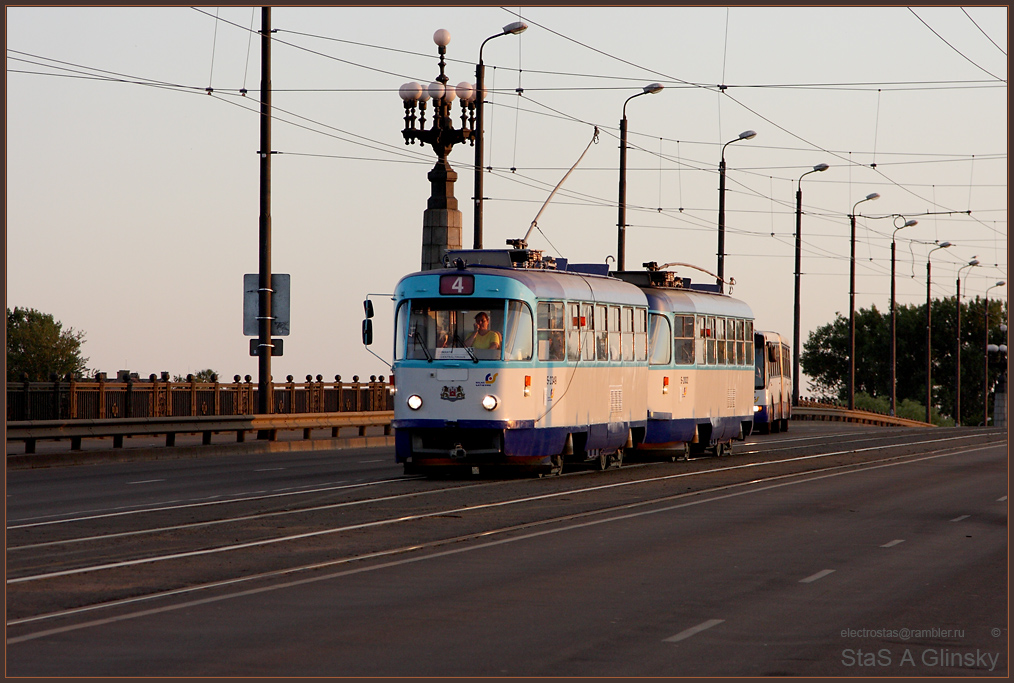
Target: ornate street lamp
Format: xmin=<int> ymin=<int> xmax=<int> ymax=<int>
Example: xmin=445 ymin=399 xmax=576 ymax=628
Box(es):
xmin=983 ymin=280 xmax=1006 ymax=426
xmin=955 ymin=258 xmax=980 ymax=424
xmin=473 ymin=21 xmax=527 ymax=249
xmin=925 ymin=241 xmax=952 ymax=423
xmin=847 ymin=192 xmax=880 ymax=409
xmin=399 ymin=29 xmax=478 ymax=271
xmin=890 ymin=216 xmax=918 ymax=416
xmin=617 ymin=83 xmax=664 ymax=271
xmin=792 ymin=162 xmax=829 ymax=406
xmin=717 ymin=130 xmax=756 ymax=292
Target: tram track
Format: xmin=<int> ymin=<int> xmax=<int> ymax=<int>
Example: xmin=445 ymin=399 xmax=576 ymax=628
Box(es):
xmin=6 ymin=429 xmax=997 ymax=566
xmin=7 ymin=433 xmax=1005 ymax=644
xmin=6 ymin=427 xmax=1004 ymax=625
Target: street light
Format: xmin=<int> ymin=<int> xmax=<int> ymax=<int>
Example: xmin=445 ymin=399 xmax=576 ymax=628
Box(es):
xmin=792 ymin=162 xmax=829 ymax=406
xmin=399 ymin=29 xmax=478 ymax=270
xmin=847 ymin=192 xmax=880 ymax=409
xmin=890 ymin=216 xmax=918 ymax=416
xmin=925 ymin=241 xmax=952 ymax=423
xmin=983 ymin=280 xmax=1006 ymax=427
xmin=617 ymin=82 xmax=664 ymax=271
xmin=717 ymin=129 xmax=756 ymax=292
xmin=955 ymin=258 xmax=980 ymax=424
xmin=472 ymin=21 xmax=527 ymax=249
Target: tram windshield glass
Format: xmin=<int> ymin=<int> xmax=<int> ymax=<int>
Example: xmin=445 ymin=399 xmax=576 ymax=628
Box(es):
xmin=396 ymin=299 xmax=533 ymax=362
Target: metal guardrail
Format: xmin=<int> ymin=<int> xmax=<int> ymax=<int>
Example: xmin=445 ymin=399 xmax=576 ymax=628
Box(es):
xmin=792 ymin=406 xmax=934 ymax=428
xmin=7 ymin=411 xmax=394 ymax=454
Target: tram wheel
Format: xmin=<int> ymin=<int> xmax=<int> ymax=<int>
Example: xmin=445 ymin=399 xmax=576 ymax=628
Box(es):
xmin=609 ymin=448 xmax=624 ymax=469
xmin=595 ymin=451 xmax=608 ymax=471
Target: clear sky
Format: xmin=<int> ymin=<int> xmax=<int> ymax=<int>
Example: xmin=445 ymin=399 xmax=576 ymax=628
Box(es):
xmin=6 ymin=5 xmax=1008 ymax=391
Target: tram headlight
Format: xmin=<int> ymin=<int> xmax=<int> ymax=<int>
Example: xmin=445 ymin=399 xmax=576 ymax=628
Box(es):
xmin=481 ymin=394 xmax=499 ymax=411
xmin=407 ymin=394 xmax=423 ymax=410
xmin=753 ymin=405 xmax=761 ymax=413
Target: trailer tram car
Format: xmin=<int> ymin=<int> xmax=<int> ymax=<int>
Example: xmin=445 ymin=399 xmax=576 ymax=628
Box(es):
xmin=753 ymin=330 xmax=792 ymax=434
xmin=614 ymin=266 xmax=756 ymax=459
xmin=386 ymin=249 xmax=756 ymax=476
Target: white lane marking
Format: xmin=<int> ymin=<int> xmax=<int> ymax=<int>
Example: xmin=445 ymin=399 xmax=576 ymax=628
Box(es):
xmin=358 ymin=459 xmax=384 ymax=464
xmin=664 ymin=619 xmax=725 ymax=643
xmin=997 ymin=496 xmax=1007 ymax=502
xmin=254 ymin=468 xmax=285 ymax=472
xmin=800 ymin=569 xmax=835 ymax=583
xmin=126 ymin=480 xmax=165 ymax=485
xmin=950 ymin=515 xmax=970 ymax=522
xmin=880 ymin=539 xmax=905 ymax=548
xmin=7 ymin=443 xmax=1003 ymax=641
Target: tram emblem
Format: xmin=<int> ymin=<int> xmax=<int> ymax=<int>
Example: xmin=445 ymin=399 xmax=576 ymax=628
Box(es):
xmin=440 ymin=385 xmax=466 ymax=402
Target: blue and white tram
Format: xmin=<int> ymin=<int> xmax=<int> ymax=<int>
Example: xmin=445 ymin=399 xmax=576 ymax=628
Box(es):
xmin=613 ymin=268 xmax=755 ymax=459
xmin=390 ymin=250 xmax=648 ymax=475
xmin=386 ymin=250 xmax=757 ymax=475
xmin=753 ymin=330 xmax=792 ymax=434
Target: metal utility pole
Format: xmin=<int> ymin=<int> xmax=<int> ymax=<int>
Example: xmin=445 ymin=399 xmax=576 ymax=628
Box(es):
xmin=257 ymin=6 xmax=273 ymax=417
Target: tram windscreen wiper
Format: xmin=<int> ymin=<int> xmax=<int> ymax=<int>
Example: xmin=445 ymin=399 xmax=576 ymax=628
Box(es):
xmin=453 ymin=334 xmax=478 ymax=363
xmin=413 ymin=331 xmax=433 ymax=362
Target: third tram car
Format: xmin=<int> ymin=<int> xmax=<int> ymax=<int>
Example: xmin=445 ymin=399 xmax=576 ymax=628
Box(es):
xmin=752 ymin=329 xmax=792 ymax=434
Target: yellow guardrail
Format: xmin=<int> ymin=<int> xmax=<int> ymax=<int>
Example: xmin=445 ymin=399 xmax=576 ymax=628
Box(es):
xmin=793 ymin=406 xmax=934 ymax=428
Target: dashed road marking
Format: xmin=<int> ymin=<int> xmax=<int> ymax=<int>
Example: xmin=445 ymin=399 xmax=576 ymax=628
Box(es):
xmin=880 ymin=539 xmax=905 ymax=548
xmin=664 ymin=618 xmax=725 ymax=643
xmin=800 ymin=569 xmax=835 ymax=583
xmin=950 ymin=515 xmax=970 ymax=522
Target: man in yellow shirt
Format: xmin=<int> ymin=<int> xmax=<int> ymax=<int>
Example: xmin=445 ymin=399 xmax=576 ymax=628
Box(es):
xmin=465 ymin=311 xmax=501 ymax=350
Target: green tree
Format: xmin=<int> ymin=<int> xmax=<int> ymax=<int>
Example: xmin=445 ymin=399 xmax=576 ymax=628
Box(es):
xmin=172 ymin=369 xmax=218 ymax=382
xmin=6 ymin=307 xmax=89 ymax=381
xmin=801 ymin=297 xmax=1008 ymax=425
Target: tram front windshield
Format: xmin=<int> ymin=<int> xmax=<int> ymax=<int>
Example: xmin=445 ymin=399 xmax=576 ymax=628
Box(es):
xmin=396 ymin=298 xmax=533 ymax=362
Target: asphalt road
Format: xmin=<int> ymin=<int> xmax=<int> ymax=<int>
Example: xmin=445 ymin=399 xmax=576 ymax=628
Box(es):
xmin=5 ymin=423 xmax=1008 ymax=677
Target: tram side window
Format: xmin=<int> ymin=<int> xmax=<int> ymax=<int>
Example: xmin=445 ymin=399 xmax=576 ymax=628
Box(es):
xmin=716 ymin=316 xmax=727 ymax=365
xmin=767 ymin=343 xmax=781 ymax=377
xmin=648 ymin=314 xmax=672 ymax=365
xmin=634 ymin=308 xmax=647 ymax=362
xmin=745 ymin=321 xmax=754 ymax=362
xmin=735 ymin=319 xmax=745 ymax=365
xmin=726 ymin=319 xmax=737 ymax=365
xmin=608 ymin=306 xmax=621 ymax=361
xmin=567 ymin=303 xmax=582 ymax=362
xmin=503 ymin=301 xmax=533 ymax=361
xmin=674 ymin=315 xmax=695 ymax=365
xmin=621 ymin=307 xmax=635 ymax=361
xmin=537 ymin=302 xmax=565 ymax=362
xmin=696 ymin=315 xmax=707 ymax=365
xmin=595 ymin=305 xmax=608 ymax=361
xmin=781 ymin=344 xmax=791 ymax=378
xmin=581 ymin=303 xmax=595 ymax=361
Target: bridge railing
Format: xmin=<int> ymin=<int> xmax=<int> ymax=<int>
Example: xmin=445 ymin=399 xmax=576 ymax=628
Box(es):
xmin=6 ymin=374 xmax=394 ymax=422
xmin=7 ymin=410 xmax=395 ymax=456
xmin=793 ymin=399 xmax=934 ymax=428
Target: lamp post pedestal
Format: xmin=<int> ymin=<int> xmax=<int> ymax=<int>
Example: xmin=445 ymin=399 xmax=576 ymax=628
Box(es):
xmin=422 ymin=157 xmax=462 ymax=270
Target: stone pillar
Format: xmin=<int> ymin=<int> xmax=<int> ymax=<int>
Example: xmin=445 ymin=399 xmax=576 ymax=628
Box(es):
xmin=421 ymin=156 xmax=462 ymax=270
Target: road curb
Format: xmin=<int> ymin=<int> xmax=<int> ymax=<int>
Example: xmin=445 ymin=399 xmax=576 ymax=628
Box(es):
xmin=5 ymin=435 xmax=396 ymax=469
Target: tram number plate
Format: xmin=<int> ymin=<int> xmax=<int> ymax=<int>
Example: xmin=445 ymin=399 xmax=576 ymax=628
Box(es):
xmin=440 ymin=274 xmax=474 ymax=295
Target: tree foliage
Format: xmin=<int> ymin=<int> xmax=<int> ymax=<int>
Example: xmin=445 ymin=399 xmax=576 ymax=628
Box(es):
xmin=7 ymin=307 xmax=90 ymax=381
xmin=801 ymin=296 xmax=1008 ymax=425
xmin=172 ymin=369 xmax=218 ymax=383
